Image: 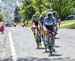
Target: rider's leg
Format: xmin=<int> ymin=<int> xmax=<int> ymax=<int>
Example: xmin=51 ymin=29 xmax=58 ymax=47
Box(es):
xmin=59 ymin=23 xmax=60 ymax=28
xmin=51 ymin=33 xmax=55 ymax=46
xmin=54 ymin=25 xmax=58 ymax=38
xmin=34 ymin=29 xmax=35 ymax=35
xmin=37 ymin=26 xmax=42 ymax=46
xmin=51 ymin=31 xmax=56 ymax=51
xmin=43 ymin=28 xmax=48 ymax=44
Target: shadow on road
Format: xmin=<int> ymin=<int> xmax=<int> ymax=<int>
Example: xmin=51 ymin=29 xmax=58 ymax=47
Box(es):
xmin=36 ymin=47 xmax=45 ymax=50
xmin=55 ymin=37 xmax=60 ymax=39
xmin=17 ymin=57 xmax=64 ymax=61
xmin=50 ymin=54 xmax=61 ymax=57
xmin=54 ymin=45 xmax=60 ymax=48
xmin=17 ymin=58 xmax=53 ymax=61
xmin=3 ymin=56 xmax=75 ymax=61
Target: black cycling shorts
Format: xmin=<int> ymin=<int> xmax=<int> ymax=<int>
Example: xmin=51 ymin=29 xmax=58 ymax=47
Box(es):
xmin=45 ymin=25 xmax=54 ymax=32
xmin=33 ymin=20 xmax=38 ymax=26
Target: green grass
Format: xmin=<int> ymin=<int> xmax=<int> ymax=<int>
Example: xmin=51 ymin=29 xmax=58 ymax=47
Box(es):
xmin=17 ymin=20 xmax=75 ymax=28
xmin=61 ymin=20 xmax=75 ymax=24
xmin=63 ymin=23 xmax=75 ymax=29
xmin=61 ymin=20 xmax=75 ymax=29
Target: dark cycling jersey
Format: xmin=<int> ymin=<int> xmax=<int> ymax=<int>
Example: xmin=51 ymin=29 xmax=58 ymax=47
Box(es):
xmin=45 ymin=25 xmax=54 ymax=32
xmin=39 ymin=17 xmax=44 ymax=25
xmin=33 ymin=20 xmax=38 ymax=26
xmin=32 ymin=16 xmax=39 ymax=26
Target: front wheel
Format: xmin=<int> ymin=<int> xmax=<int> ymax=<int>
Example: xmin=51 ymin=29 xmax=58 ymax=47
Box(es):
xmin=36 ymin=41 xmax=40 ymax=49
xmin=44 ymin=44 xmax=48 ymax=53
xmin=36 ymin=36 xmax=40 ymax=49
xmin=36 ymin=35 xmax=41 ymax=49
xmin=47 ymin=34 xmax=53 ymax=56
xmin=49 ymin=45 xmax=53 ymax=56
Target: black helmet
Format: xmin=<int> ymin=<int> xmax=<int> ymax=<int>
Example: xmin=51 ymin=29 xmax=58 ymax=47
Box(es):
xmin=47 ymin=12 xmax=53 ymax=16
xmin=53 ymin=11 xmax=57 ymax=16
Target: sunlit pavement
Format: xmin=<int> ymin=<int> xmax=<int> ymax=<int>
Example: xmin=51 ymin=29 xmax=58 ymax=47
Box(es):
xmin=0 ymin=27 xmax=11 ymax=60
xmin=0 ymin=27 xmax=75 ymax=61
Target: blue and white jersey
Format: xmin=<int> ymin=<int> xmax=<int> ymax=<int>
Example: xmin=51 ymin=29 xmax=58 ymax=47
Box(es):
xmin=43 ymin=17 xmax=57 ymax=25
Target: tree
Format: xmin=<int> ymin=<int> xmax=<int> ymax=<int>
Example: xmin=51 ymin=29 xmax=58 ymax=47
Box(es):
xmin=72 ymin=1 xmax=75 ymax=14
xmin=18 ymin=0 xmax=74 ymax=21
xmin=18 ymin=0 xmax=35 ymax=22
xmin=32 ymin=0 xmax=52 ymax=13
xmin=51 ymin=0 xmax=74 ymax=20
xmin=32 ymin=0 xmax=42 ymax=13
xmin=0 ymin=12 xmax=3 ymax=22
xmin=14 ymin=6 xmax=21 ymax=22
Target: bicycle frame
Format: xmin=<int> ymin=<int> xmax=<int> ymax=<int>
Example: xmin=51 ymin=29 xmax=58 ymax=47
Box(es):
xmin=44 ymin=30 xmax=53 ymax=56
xmin=35 ymin=27 xmax=41 ymax=49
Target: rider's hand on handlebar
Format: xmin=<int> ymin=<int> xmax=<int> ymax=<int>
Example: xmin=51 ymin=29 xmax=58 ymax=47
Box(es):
xmin=45 ymin=22 xmax=53 ymax=26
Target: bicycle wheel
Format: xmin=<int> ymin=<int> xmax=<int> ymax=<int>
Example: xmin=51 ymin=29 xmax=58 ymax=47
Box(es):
xmin=43 ymin=35 xmax=48 ymax=53
xmin=47 ymin=34 xmax=53 ymax=56
xmin=35 ymin=29 xmax=40 ymax=49
xmin=44 ymin=43 xmax=48 ymax=53
xmin=49 ymin=44 xmax=52 ymax=56
xmin=36 ymin=36 xmax=41 ymax=49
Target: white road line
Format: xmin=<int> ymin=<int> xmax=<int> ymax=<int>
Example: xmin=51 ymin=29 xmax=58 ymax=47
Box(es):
xmin=9 ymin=30 xmax=17 ymax=61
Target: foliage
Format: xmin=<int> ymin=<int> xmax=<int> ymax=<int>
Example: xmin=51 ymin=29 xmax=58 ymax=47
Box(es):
xmin=18 ymin=0 xmax=35 ymax=22
xmin=34 ymin=11 xmax=40 ymax=17
xmin=18 ymin=0 xmax=75 ymax=20
xmin=64 ymin=23 xmax=75 ymax=29
xmin=0 ymin=12 xmax=3 ymax=22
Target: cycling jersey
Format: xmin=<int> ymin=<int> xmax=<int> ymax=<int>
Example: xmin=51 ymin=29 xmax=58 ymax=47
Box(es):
xmin=43 ymin=17 xmax=57 ymax=31
xmin=43 ymin=17 xmax=56 ymax=26
xmin=39 ymin=17 xmax=44 ymax=26
xmin=32 ymin=16 xmax=39 ymax=26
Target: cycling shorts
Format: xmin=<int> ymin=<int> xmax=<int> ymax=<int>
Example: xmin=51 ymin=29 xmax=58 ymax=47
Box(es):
xmin=45 ymin=25 xmax=54 ymax=32
xmin=33 ymin=20 xmax=38 ymax=26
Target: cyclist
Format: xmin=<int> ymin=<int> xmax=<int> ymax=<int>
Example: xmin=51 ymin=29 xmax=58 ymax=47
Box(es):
xmin=52 ymin=11 xmax=58 ymax=37
xmin=39 ymin=12 xmax=46 ymax=35
xmin=43 ymin=12 xmax=57 ymax=50
xmin=31 ymin=12 xmax=42 ymax=46
xmin=31 ymin=15 xmax=39 ymax=35
xmin=39 ymin=12 xmax=47 ymax=43
xmin=57 ymin=16 xmax=61 ymax=28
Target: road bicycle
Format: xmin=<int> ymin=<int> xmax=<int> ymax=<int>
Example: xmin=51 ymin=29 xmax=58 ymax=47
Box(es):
xmin=33 ymin=26 xmax=41 ymax=49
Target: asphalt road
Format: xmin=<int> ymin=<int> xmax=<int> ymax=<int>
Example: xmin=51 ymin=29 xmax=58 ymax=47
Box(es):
xmin=0 ymin=27 xmax=11 ymax=60
xmin=0 ymin=27 xmax=75 ymax=61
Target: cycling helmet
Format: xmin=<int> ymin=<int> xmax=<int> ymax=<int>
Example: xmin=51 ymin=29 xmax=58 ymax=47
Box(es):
xmin=47 ymin=12 xmax=53 ymax=16
xmin=35 ymin=11 xmax=40 ymax=17
xmin=52 ymin=11 xmax=57 ymax=16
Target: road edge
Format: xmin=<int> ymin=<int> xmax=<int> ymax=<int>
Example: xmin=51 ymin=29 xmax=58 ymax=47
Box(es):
xmin=9 ymin=30 xmax=17 ymax=61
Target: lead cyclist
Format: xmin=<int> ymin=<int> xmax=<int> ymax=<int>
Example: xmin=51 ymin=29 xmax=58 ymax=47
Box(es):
xmin=43 ymin=12 xmax=57 ymax=50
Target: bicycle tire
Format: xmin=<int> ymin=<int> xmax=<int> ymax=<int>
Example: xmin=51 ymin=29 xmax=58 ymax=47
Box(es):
xmin=44 ymin=43 xmax=48 ymax=53
xmin=47 ymin=33 xmax=53 ymax=56
xmin=49 ymin=45 xmax=52 ymax=56
xmin=35 ymin=28 xmax=40 ymax=49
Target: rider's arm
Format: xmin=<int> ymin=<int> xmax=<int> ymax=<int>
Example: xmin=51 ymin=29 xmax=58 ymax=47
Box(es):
xmin=53 ymin=17 xmax=57 ymax=26
xmin=43 ymin=17 xmax=48 ymax=25
xmin=43 ymin=18 xmax=48 ymax=29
